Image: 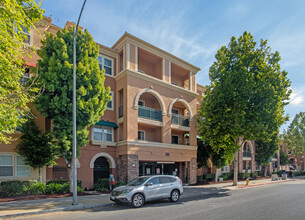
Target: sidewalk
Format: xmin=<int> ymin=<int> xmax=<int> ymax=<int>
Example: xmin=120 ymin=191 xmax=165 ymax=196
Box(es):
xmin=1 ymin=176 xmax=304 ymax=219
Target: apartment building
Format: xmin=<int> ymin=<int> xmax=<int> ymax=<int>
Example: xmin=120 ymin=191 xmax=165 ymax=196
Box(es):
xmin=0 ymin=17 xmax=201 ymax=189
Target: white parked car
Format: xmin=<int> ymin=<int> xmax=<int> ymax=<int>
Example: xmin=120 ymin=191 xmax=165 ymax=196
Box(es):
xmin=110 ymin=175 xmax=183 ymax=208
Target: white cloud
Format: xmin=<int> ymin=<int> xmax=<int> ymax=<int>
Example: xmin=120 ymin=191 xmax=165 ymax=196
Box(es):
xmin=289 ymin=88 xmax=304 ymax=106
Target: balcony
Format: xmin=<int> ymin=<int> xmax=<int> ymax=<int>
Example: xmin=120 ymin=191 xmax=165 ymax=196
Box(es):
xmin=171 ymin=113 xmax=189 ymax=127
xmin=118 ymin=105 xmax=123 ymax=118
xmin=243 ymin=151 xmax=251 ymax=158
xmin=138 ymin=106 xmax=162 ymax=122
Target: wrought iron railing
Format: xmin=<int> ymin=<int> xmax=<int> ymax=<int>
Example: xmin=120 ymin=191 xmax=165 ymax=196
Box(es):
xmin=118 ymin=105 xmax=123 ymax=118
xmin=138 ymin=106 xmax=163 ymax=122
xmin=243 ymin=151 xmax=251 ymax=158
xmin=171 ymin=113 xmax=190 ymax=127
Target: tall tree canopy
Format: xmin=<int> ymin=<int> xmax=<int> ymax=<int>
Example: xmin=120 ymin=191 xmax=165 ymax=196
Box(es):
xmin=0 ymin=0 xmax=44 ymax=143
xmin=282 ymin=112 xmax=305 ymax=155
xmin=198 ymin=31 xmax=291 ymax=185
xmin=16 ymin=117 xmax=60 ymax=179
xmin=34 ymin=28 xmax=110 ymax=187
xmin=280 ymin=148 xmax=288 ymax=166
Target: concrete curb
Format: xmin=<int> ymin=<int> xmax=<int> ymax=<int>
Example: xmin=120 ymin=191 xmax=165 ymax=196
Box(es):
xmin=238 ymin=177 xmax=305 ymax=189
xmin=0 ymin=202 xmax=114 ymax=219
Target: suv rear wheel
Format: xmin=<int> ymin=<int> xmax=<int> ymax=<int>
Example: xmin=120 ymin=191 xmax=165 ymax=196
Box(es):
xmin=132 ymin=193 xmax=144 ymax=208
xmin=170 ymin=190 xmax=180 ymax=202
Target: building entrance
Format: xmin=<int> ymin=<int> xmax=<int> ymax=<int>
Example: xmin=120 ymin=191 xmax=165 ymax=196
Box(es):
xmin=93 ymin=157 xmax=109 ymax=184
xmin=139 ymin=161 xmax=179 ymax=176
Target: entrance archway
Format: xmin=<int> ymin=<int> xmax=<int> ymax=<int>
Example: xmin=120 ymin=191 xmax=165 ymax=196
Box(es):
xmin=93 ymin=157 xmax=110 ymax=184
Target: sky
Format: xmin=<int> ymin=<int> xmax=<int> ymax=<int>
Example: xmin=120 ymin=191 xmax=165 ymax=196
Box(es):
xmin=42 ymin=0 xmax=305 ymax=133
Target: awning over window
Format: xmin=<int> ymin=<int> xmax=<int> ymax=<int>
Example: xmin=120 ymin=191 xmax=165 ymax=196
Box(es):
xmin=185 ymin=134 xmax=202 ymax=140
xmin=95 ymin=120 xmax=118 ymax=128
xmin=26 ymin=62 xmax=36 ymax=67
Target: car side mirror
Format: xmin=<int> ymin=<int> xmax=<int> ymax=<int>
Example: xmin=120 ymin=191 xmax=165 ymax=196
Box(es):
xmin=145 ymin=182 xmax=153 ymax=187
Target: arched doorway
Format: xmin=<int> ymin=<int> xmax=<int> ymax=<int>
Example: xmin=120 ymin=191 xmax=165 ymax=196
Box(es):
xmin=93 ymin=157 xmax=110 ymax=184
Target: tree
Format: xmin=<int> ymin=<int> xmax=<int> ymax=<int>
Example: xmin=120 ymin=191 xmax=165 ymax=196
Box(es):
xmin=0 ymin=0 xmax=44 ymax=143
xmin=198 ymin=31 xmax=291 ymax=186
xmin=255 ymin=135 xmax=279 ymax=176
xmin=197 ymin=140 xmax=229 ymax=182
xmin=282 ymin=112 xmax=305 ymax=156
xmin=34 ymin=27 xmax=110 ymax=191
xmin=280 ymin=148 xmax=288 ymax=166
xmin=16 ymin=117 xmax=60 ymax=180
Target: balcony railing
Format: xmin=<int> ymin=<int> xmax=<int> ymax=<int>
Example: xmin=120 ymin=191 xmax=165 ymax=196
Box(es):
xmin=118 ymin=105 xmax=123 ymax=118
xmin=243 ymin=151 xmax=251 ymax=158
xmin=138 ymin=106 xmax=162 ymax=122
xmin=171 ymin=113 xmax=190 ymax=127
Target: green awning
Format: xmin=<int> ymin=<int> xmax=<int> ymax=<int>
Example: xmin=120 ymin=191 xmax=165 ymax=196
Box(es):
xmin=95 ymin=120 xmax=118 ymax=128
xmin=185 ymin=134 xmax=202 ymax=140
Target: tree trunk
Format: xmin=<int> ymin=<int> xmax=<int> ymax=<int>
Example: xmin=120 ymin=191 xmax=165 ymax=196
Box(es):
xmin=264 ymin=164 xmax=268 ymax=177
xmin=233 ymin=150 xmax=239 ymax=186
xmin=38 ymin=167 xmax=41 ymax=182
xmin=215 ymin=167 xmax=218 ymax=182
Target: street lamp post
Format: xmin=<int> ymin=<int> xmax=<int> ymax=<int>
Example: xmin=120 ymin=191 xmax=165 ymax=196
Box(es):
xmin=72 ymin=0 xmax=87 ymax=205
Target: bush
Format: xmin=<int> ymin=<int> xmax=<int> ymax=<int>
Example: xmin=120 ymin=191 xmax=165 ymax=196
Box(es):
xmin=47 ymin=180 xmax=82 ymax=187
xmin=197 ymin=176 xmax=203 ymax=182
xmin=118 ymin=182 xmax=126 ymax=186
xmin=251 ymin=172 xmax=258 ymax=179
xmin=94 ymin=178 xmax=109 ymax=191
xmin=1 ymin=181 xmax=25 ymax=197
xmin=204 ymin=174 xmax=215 ymax=181
xmin=239 ymin=172 xmax=250 ymax=179
xmin=221 ymin=172 xmax=233 ymax=180
xmin=25 ymin=182 xmax=46 ymax=195
xmin=46 ymin=183 xmax=65 ymax=194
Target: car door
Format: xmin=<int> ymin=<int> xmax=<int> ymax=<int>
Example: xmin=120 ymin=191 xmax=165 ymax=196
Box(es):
xmin=143 ymin=177 xmax=161 ymax=201
xmin=159 ymin=176 xmax=172 ymax=198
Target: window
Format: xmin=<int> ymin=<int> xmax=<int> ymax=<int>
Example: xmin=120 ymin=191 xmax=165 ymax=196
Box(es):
xmin=0 ymin=155 xmax=13 ymax=176
xmin=98 ymin=55 xmax=113 ymax=76
xmin=171 ymin=135 xmax=179 ymax=144
xmin=16 ymin=156 xmax=30 ymax=177
xmin=138 ymin=100 xmax=145 ymax=106
xmin=222 ymin=165 xmax=229 ymax=173
xmin=19 ymin=68 xmax=30 ymax=85
xmin=147 ymin=177 xmax=160 ymax=185
xmin=18 ymin=25 xmax=31 ymax=45
xmin=159 ymin=176 xmax=171 ymax=184
xmin=256 ymin=164 xmax=261 ymax=171
xmin=138 ymin=131 xmax=145 ymax=140
xmin=107 ymin=91 xmax=114 ymax=110
xmin=93 ymin=126 xmax=113 ymax=142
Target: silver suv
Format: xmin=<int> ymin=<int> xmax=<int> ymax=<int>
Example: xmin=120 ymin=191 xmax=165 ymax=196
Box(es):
xmin=110 ymin=175 xmax=183 ymax=207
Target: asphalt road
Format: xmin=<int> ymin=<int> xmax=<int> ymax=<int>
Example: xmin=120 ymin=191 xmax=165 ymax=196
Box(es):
xmin=13 ymin=180 xmax=305 ymax=220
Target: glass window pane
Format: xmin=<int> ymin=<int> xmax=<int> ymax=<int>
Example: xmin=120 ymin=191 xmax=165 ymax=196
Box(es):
xmin=104 ymin=58 xmax=112 ymax=67
xmin=104 ymin=66 xmax=112 ymax=75
xmin=107 ymin=100 xmax=112 ymax=108
xmin=16 ymin=165 xmax=30 ymax=176
xmin=93 ymin=132 xmax=102 ymax=141
xmin=0 ymin=167 xmax=13 ymax=176
xmin=104 ymin=134 xmax=112 ymax=141
xmin=93 ymin=127 xmax=103 ymax=133
xmin=17 ymin=156 xmax=26 ymax=165
xmin=0 ymin=155 xmax=13 ymax=166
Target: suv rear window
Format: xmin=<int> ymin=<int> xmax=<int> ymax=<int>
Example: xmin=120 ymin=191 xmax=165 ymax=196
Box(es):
xmin=169 ymin=177 xmax=177 ymax=182
xmin=159 ymin=177 xmax=171 ymax=184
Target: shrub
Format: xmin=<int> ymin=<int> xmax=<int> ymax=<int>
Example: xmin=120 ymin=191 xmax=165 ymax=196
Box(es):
xmin=118 ymin=182 xmax=126 ymax=186
xmin=197 ymin=176 xmax=203 ymax=182
xmin=46 ymin=183 xmax=65 ymax=194
xmin=219 ymin=175 xmax=228 ymax=180
xmin=239 ymin=172 xmax=250 ymax=179
xmin=25 ymin=182 xmax=46 ymax=195
xmin=221 ymin=172 xmax=233 ymax=180
xmin=251 ymin=172 xmax=258 ymax=179
xmin=47 ymin=180 xmax=82 ymax=187
xmin=94 ymin=178 xmax=109 ymax=191
xmin=1 ymin=181 xmax=25 ymax=197
xmin=205 ymin=174 xmax=215 ymax=181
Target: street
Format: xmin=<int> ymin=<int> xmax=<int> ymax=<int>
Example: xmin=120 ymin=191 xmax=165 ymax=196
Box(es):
xmin=12 ymin=180 xmax=305 ymax=220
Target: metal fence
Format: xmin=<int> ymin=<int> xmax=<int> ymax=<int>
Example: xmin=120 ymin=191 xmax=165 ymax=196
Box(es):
xmin=171 ymin=113 xmax=190 ymax=127
xmin=138 ymin=106 xmax=163 ymax=122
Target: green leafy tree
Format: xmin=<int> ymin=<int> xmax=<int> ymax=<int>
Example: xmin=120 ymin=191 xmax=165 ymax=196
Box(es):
xmin=198 ymin=31 xmax=291 ymax=185
xmin=197 ymin=140 xmax=229 ymax=182
xmin=0 ymin=0 xmax=44 ymax=143
xmin=282 ymin=112 xmax=305 ymax=156
xmin=255 ymin=135 xmax=279 ymax=176
xmin=34 ymin=28 xmax=110 ymax=191
xmin=280 ymin=148 xmax=288 ymax=166
xmin=16 ymin=117 xmax=60 ymax=180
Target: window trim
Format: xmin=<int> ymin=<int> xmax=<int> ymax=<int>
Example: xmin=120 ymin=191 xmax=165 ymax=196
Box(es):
xmin=98 ymin=54 xmax=114 ymax=77
xmin=0 ymin=154 xmax=30 ymax=177
xmin=0 ymin=154 xmax=14 ymax=177
xmin=107 ymin=91 xmax=114 ymax=110
xmin=138 ymin=130 xmax=145 ymax=141
xmin=92 ymin=125 xmax=114 ymax=143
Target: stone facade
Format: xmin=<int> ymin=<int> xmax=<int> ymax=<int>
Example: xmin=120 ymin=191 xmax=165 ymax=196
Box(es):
xmin=189 ymin=157 xmax=197 ymax=184
xmin=117 ymin=154 xmax=139 ymax=183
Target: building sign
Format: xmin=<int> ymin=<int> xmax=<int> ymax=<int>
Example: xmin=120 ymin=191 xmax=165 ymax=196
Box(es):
xmin=156 ymin=168 xmax=160 ymax=174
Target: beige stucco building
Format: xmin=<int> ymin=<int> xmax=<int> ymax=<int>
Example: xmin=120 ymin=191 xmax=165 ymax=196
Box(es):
xmin=0 ymin=17 xmax=202 ymax=189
